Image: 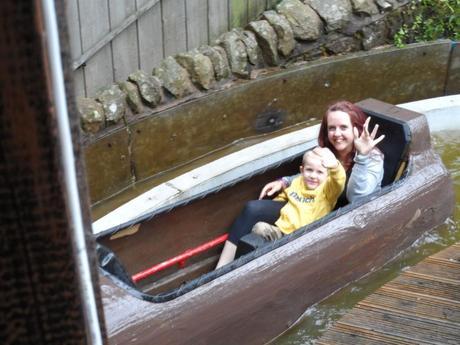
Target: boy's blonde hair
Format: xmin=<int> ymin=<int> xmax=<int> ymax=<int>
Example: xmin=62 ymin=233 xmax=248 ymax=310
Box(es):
xmin=302 ymin=150 xmax=322 ymax=166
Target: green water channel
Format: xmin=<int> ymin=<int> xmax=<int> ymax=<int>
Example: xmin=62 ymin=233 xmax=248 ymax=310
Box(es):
xmin=272 ymin=130 xmax=460 ymax=345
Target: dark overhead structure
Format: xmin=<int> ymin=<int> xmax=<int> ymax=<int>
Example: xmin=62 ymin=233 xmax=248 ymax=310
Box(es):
xmin=0 ymin=1 xmax=105 ymax=344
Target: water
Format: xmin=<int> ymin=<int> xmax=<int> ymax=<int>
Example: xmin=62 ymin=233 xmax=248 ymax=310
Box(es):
xmin=271 ymin=130 xmax=460 ymax=345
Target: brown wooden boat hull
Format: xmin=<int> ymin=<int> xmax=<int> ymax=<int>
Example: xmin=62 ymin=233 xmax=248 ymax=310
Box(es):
xmin=99 ymin=99 xmax=454 ymax=345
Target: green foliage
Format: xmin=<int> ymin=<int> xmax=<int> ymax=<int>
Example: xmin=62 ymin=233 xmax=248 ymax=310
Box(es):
xmin=394 ymin=0 xmax=460 ymax=47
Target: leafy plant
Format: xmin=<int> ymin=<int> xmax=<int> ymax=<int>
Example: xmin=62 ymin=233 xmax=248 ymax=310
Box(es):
xmin=394 ymin=0 xmax=460 ymax=47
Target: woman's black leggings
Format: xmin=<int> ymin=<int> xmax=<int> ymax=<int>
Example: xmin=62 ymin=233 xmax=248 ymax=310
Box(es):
xmin=227 ymin=200 xmax=286 ymax=244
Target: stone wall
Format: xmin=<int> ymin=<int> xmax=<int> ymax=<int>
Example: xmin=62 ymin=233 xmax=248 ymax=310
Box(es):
xmin=78 ymin=0 xmax=414 ymax=139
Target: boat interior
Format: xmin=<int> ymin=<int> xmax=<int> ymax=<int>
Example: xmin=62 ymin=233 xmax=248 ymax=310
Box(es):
xmin=96 ymin=107 xmax=412 ymax=302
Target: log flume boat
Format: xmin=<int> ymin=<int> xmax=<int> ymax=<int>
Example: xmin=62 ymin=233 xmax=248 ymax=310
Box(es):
xmin=94 ymin=98 xmax=455 ymax=345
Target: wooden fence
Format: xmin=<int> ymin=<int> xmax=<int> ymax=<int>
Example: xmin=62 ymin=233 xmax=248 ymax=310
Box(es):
xmin=66 ymin=0 xmax=280 ymax=98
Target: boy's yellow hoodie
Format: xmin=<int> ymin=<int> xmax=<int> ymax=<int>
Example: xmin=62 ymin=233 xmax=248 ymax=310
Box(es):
xmin=274 ymin=164 xmax=346 ymax=234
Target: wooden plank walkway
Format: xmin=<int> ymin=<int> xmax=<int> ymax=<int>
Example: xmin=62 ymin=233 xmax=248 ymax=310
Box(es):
xmin=317 ymin=243 xmax=460 ymax=345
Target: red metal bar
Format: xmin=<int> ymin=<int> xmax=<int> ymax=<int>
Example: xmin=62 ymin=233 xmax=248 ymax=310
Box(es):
xmin=132 ymin=233 xmax=228 ymax=283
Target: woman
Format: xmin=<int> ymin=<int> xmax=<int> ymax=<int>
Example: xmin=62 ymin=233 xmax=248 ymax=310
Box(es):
xmin=215 ymin=101 xmax=385 ymax=269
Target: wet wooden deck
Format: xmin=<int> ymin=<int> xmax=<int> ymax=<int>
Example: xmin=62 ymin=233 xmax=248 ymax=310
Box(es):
xmin=316 ymin=243 xmax=460 ymax=345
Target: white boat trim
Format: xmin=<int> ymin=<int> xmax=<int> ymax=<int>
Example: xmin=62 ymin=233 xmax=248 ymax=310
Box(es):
xmin=399 ymin=94 xmax=460 ymax=132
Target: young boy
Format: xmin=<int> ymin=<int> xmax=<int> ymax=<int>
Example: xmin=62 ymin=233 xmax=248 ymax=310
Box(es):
xmin=252 ymin=147 xmax=346 ymax=240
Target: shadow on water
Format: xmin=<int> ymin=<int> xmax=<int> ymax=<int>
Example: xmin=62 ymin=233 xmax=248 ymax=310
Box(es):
xmin=271 ymin=130 xmax=460 ymax=345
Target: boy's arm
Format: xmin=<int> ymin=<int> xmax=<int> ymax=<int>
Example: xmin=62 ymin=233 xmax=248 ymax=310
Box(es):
xmin=324 ymin=163 xmax=346 ymax=202
xmin=312 ymin=146 xmax=346 ymax=202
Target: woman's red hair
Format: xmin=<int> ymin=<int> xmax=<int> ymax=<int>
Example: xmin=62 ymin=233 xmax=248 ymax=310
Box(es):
xmin=318 ymin=101 xmax=367 ymax=170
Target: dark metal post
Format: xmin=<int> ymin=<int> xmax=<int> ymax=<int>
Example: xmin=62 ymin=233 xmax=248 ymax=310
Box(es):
xmin=0 ymin=1 xmax=106 ymax=344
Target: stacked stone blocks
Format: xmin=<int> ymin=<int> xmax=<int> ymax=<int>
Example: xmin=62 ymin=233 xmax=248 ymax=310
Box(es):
xmin=79 ymin=0 xmax=411 ymax=134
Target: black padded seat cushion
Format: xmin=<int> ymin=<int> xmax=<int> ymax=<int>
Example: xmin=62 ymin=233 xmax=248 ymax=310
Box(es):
xmin=364 ymin=109 xmax=411 ymax=187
